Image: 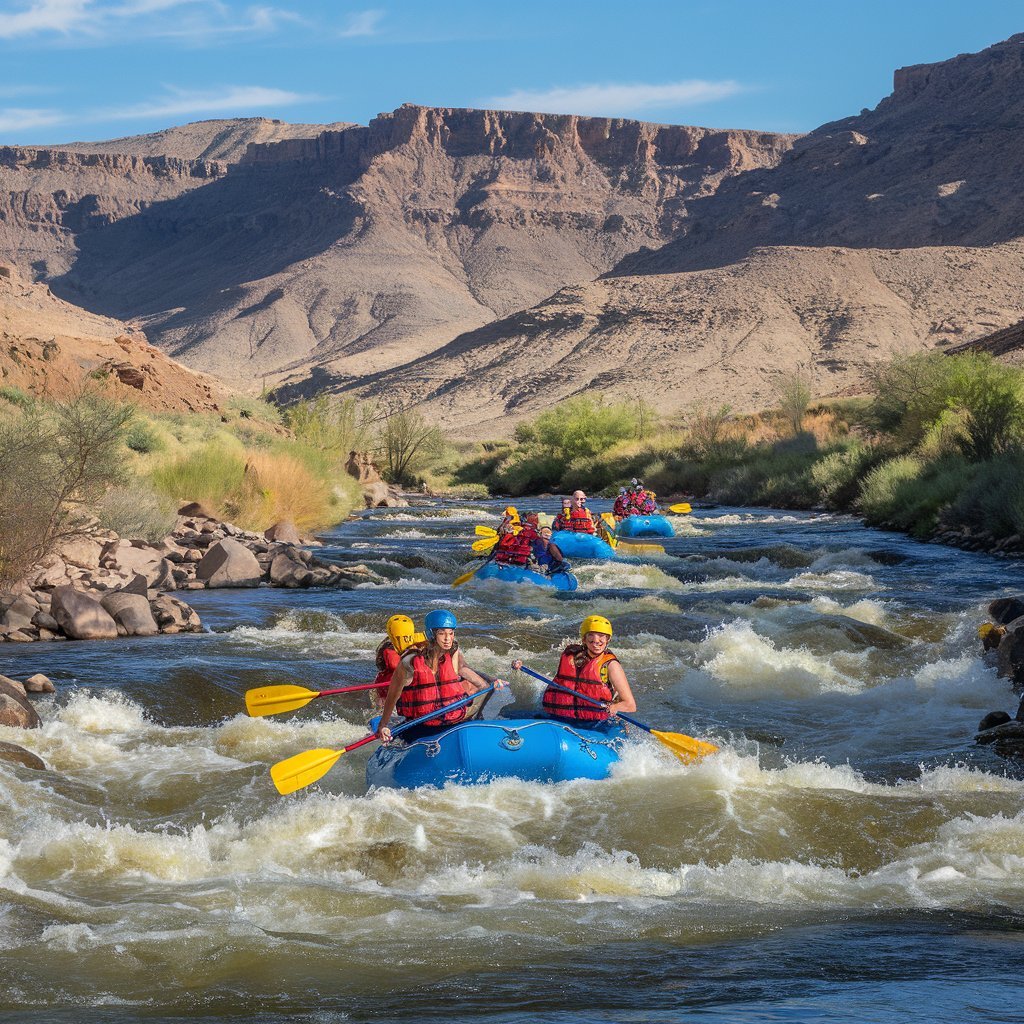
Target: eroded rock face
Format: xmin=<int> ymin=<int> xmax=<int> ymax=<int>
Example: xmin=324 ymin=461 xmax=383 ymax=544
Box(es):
xmin=997 ymin=617 xmax=1024 ymax=690
xmin=100 ymin=592 xmax=159 ymax=636
xmin=195 ymin=538 xmax=262 ymax=588
xmin=50 ymin=585 xmax=118 ymax=640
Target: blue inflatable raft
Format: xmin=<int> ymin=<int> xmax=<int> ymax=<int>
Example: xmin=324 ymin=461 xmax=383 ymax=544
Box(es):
xmin=475 ymin=561 xmax=578 ymax=591
xmin=366 ymin=717 xmax=626 ymax=788
xmin=550 ymin=530 xmax=616 ymax=559
xmin=615 ymin=514 xmax=675 ymax=539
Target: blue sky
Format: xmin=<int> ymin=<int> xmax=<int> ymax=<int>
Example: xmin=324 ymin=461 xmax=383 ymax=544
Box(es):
xmin=0 ymin=0 xmax=1020 ymax=144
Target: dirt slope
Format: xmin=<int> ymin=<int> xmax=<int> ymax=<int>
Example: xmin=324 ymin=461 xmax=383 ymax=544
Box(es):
xmin=0 ymin=264 xmax=230 ymax=412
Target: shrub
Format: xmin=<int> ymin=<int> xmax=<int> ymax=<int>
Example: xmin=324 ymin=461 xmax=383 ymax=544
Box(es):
xmin=227 ymin=395 xmax=282 ymax=424
xmin=858 ymin=456 xmax=924 ymax=525
xmin=0 ymin=385 xmax=31 ymax=408
xmin=380 ymin=404 xmax=446 ymax=485
xmin=776 ymin=371 xmax=812 ymax=436
xmin=284 ymin=395 xmax=375 ymax=455
xmin=809 ymin=441 xmax=873 ymax=508
xmin=95 ymin=482 xmax=178 ymax=542
xmin=150 ymin=443 xmax=248 ymax=511
xmin=124 ymin=419 xmax=163 ymax=454
xmin=0 ymin=390 xmax=133 ymax=588
xmin=945 ymin=454 xmax=1024 ymax=538
xmin=521 ymin=395 xmax=655 ymax=463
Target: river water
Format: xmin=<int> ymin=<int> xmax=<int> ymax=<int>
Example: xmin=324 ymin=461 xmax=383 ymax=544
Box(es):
xmin=3 ymin=500 xmax=1024 ymax=1023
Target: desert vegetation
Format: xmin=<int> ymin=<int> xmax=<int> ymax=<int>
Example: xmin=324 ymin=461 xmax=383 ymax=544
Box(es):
xmin=443 ymin=355 xmax=1024 ymax=549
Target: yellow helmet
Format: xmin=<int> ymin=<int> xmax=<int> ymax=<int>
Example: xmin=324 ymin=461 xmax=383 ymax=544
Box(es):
xmin=387 ymin=614 xmax=416 ymax=653
xmin=504 ymin=505 xmax=520 ymax=522
xmin=580 ymin=615 xmax=613 ymax=641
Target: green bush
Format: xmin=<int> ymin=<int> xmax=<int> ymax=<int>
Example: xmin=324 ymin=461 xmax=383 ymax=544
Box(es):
xmin=809 ymin=440 xmax=874 ymax=508
xmin=0 ymin=385 xmax=32 ymax=408
xmin=945 ymin=454 xmax=1024 ymax=538
xmin=95 ymin=483 xmax=178 ymax=541
xmin=518 ymin=395 xmax=655 ymax=463
xmin=858 ymin=455 xmax=975 ymax=536
xmin=150 ymin=443 xmax=247 ymax=508
xmin=124 ymin=419 xmax=163 ymax=454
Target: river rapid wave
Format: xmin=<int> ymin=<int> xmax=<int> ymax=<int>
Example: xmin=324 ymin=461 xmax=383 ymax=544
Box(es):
xmin=2 ymin=500 xmax=1024 ymax=1022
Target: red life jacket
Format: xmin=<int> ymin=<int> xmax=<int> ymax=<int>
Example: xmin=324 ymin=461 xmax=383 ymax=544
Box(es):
xmin=397 ymin=650 xmax=467 ymax=726
xmin=543 ymin=645 xmax=617 ymax=722
xmin=494 ymin=525 xmax=536 ymax=566
xmin=613 ymin=496 xmax=631 ymax=518
xmin=373 ymin=642 xmax=400 ymax=688
xmin=563 ymin=508 xmax=596 ymax=534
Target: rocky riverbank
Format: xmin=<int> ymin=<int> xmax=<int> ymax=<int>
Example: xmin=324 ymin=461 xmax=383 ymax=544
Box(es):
xmin=0 ymin=503 xmax=384 ymax=645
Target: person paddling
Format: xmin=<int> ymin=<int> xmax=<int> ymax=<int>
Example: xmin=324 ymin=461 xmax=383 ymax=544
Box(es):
xmin=532 ymin=526 xmax=570 ymax=575
xmin=513 ymin=615 xmax=636 ymax=723
xmin=554 ymin=491 xmax=597 ymax=534
xmin=376 ymin=610 xmax=506 ymax=743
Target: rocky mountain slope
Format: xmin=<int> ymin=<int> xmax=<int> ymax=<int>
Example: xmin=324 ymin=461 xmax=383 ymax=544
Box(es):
xmin=352 ymin=34 xmax=1024 ymax=433
xmin=49 ymin=117 xmax=356 ymax=163
xmin=0 ymin=264 xmax=230 ymax=413
xmin=0 ymin=106 xmax=794 ymax=392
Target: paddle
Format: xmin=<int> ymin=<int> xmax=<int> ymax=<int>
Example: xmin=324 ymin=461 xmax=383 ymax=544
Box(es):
xmin=668 ymin=502 xmax=692 ymax=515
xmin=245 ymin=681 xmax=384 ymax=718
xmin=472 ymin=536 xmax=499 ymax=553
xmin=270 ymin=685 xmax=495 ymax=794
xmin=600 ymin=512 xmax=665 ymax=556
xmin=453 ymin=553 xmax=494 ymax=587
xmin=475 ymin=525 xmax=498 ymax=538
xmin=516 ymin=665 xmax=719 ymax=764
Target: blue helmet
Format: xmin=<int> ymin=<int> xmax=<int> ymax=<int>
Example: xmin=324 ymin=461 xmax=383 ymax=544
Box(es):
xmin=424 ymin=609 xmax=458 ymax=640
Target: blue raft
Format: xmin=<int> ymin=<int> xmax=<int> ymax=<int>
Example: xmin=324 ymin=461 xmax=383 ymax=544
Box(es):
xmin=366 ymin=717 xmax=626 ymax=788
xmin=550 ymin=530 xmax=616 ymax=559
xmin=615 ymin=514 xmax=675 ymax=539
xmin=475 ymin=561 xmax=578 ymax=591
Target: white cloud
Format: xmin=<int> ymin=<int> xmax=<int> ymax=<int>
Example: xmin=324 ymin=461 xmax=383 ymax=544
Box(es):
xmin=482 ymin=79 xmax=744 ymax=118
xmin=339 ymin=7 xmax=381 ymax=37
xmin=98 ymin=83 xmax=313 ymax=120
xmin=0 ymin=105 xmax=64 ymax=131
xmin=0 ymin=0 xmax=304 ymax=41
xmin=0 ymin=0 xmax=90 ymax=39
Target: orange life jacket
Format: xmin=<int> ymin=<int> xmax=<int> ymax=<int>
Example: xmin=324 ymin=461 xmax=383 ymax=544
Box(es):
xmin=397 ymin=650 xmax=467 ymax=726
xmin=560 ymin=508 xmax=595 ymax=534
xmin=494 ymin=524 xmax=537 ymax=566
xmin=543 ymin=645 xmax=617 ymax=722
xmin=373 ymin=642 xmax=400 ymax=688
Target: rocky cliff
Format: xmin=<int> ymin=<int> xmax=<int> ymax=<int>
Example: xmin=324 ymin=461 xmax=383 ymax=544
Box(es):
xmin=0 ymin=106 xmax=795 ymax=392
xmin=349 ymin=35 xmax=1024 ymax=433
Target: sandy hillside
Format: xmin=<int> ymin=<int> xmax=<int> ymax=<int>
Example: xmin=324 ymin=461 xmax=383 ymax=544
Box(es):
xmin=0 ymin=264 xmax=230 ymax=413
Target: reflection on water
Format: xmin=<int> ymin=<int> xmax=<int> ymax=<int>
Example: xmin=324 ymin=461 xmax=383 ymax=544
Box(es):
xmin=3 ymin=500 xmax=1024 ymax=1022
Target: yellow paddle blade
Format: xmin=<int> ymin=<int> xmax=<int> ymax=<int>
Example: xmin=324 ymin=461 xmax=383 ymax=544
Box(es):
xmin=475 ymin=525 xmax=498 ymax=537
xmin=453 ymin=560 xmax=486 ymax=587
xmin=245 ymin=684 xmax=319 ymax=717
xmin=651 ymin=730 xmax=719 ymax=764
xmin=618 ymin=541 xmax=666 ymax=556
xmin=472 ymin=536 xmax=498 ymax=552
xmin=270 ymin=747 xmax=344 ymax=795
xmin=669 ymin=503 xmax=692 ymax=515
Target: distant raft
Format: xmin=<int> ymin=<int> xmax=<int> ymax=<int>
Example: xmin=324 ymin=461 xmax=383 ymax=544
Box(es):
xmin=475 ymin=561 xmax=579 ymax=591
xmin=550 ymin=531 xmax=617 ymax=559
xmin=366 ymin=716 xmax=626 ymax=788
xmin=615 ymin=514 xmax=675 ymax=539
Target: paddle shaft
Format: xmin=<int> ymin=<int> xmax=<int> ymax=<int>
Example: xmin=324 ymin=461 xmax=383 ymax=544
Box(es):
xmin=519 ymin=665 xmax=656 ymax=736
xmin=353 ymin=684 xmax=496 ymax=752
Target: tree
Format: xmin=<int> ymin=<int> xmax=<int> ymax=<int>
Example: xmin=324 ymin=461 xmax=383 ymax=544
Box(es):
xmin=379 ymin=403 xmax=446 ymax=485
xmin=777 ymin=371 xmax=812 ymax=436
xmin=0 ymin=390 xmax=133 ymax=588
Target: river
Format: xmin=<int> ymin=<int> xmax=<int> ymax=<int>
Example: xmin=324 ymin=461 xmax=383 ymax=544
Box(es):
xmin=3 ymin=499 xmax=1024 ymax=1023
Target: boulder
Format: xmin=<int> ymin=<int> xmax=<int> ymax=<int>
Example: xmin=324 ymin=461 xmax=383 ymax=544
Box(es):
xmin=24 ymin=673 xmax=55 ymax=694
xmin=0 ymin=674 xmax=26 ymax=697
xmin=31 ymin=610 xmax=59 ymax=632
xmin=0 ymin=679 xmax=40 ymax=728
xmin=0 ymin=741 xmax=45 ymax=770
xmin=265 ymin=519 xmax=302 ymax=545
xmin=149 ymin=558 xmax=178 ymax=591
xmin=990 ymin=597 xmax=1024 ymax=626
xmin=58 ymin=535 xmax=103 ymax=570
xmin=150 ymin=594 xmax=203 ymax=633
xmin=997 ymin=617 xmax=1024 ymax=690
xmin=110 ymin=540 xmax=162 ymax=577
xmin=32 ymin=555 xmax=69 ymax=587
xmin=177 ymin=501 xmax=218 ymax=519
xmin=195 ymin=539 xmax=262 ymax=588
xmin=121 ymin=573 xmax=150 ymax=597
xmin=100 ymin=592 xmax=159 ymax=636
xmin=270 ymin=553 xmax=314 ymax=588
xmin=362 ymin=480 xmax=407 ymax=508
xmin=1 ymin=594 xmax=39 ymax=631
xmin=50 ymin=585 xmax=118 ymax=640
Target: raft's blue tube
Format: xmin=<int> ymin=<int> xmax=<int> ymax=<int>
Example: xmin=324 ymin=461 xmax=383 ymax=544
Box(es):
xmin=615 ymin=514 xmax=675 ymax=538
xmin=550 ymin=531 xmax=616 ymax=559
xmin=366 ymin=716 xmax=626 ymax=788
xmin=475 ymin=561 xmax=578 ymax=591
